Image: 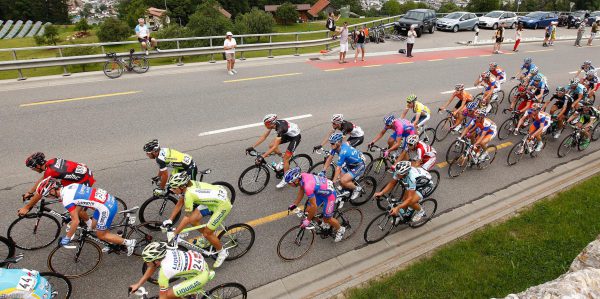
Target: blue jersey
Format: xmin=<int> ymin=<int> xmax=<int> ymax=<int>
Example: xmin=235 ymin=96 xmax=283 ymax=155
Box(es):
xmin=0 ymin=268 xmax=52 ymax=299
xmin=570 ymin=83 xmax=587 ymax=98
xmin=528 ymin=75 xmax=548 ymax=91
xmin=521 ymin=63 xmax=536 ymax=75
xmin=332 ymin=143 xmax=364 ymax=167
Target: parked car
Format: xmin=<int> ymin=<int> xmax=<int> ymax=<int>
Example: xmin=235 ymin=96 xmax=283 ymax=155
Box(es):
xmin=558 ymin=12 xmax=570 ymax=27
xmin=478 ymin=11 xmax=518 ymax=29
xmin=518 ymin=11 xmax=559 ymax=29
xmin=566 ymin=10 xmax=588 ymax=28
xmin=394 ymin=9 xmax=437 ymax=37
xmin=436 ymin=11 xmax=479 ymax=32
xmin=587 ymin=11 xmax=600 ymax=25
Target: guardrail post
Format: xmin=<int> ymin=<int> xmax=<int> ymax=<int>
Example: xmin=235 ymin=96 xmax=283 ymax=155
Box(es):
xmin=209 ymin=38 xmax=216 ymax=63
xmin=240 ymin=37 xmax=245 ymax=61
xmin=101 ymin=46 xmax=105 ymax=54
xmin=12 ymin=50 xmax=26 ymax=81
xmin=57 ymin=48 xmax=71 ymax=77
xmin=268 ymin=36 xmax=274 ymax=58
xmin=294 ymin=34 xmax=299 ymax=56
xmin=176 ymin=41 xmax=184 ymax=66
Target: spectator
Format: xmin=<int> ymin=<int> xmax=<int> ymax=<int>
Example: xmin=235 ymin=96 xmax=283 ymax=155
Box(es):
xmin=135 ymin=18 xmax=159 ymax=55
xmin=493 ymin=22 xmax=504 ymax=54
xmin=223 ymin=32 xmax=237 ymax=75
xmin=339 ymin=22 xmax=349 ymax=64
xmin=589 ymin=20 xmax=599 ymax=46
xmin=327 ymin=12 xmax=342 ymax=39
xmin=513 ymin=23 xmax=523 ymax=52
xmin=354 ymin=26 xmax=366 ymax=62
xmin=543 ymin=23 xmax=551 ymax=47
xmin=406 ymin=24 xmax=417 ymax=58
xmin=549 ymin=21 xmax=557 ymax=46
xmin=473 ymin=26 xmax=479 ymax=45
xmin=575 ymin=21 xmax=586 ymax=47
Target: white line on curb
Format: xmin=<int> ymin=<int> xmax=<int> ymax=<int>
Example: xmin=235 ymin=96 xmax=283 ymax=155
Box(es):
xmin=198 ymin=114 xmax=313 ymax=137
xmin=441 ymin=86 xmax=478 ymax=95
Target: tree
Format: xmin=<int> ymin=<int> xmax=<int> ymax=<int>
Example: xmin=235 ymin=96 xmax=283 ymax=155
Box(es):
xmin=235 ymin=8 xmax=275 ymax=40
xmin=1 ymin=0 xmax=69 ymax=24
xmin=219 ymin=0 xmax=251 ymax=18
xmin=329 ymin=0 xmax=364 ymax=14
xmin=437 ymin=2 xmax=461 ymax=13
xmin=154 ymin=24 xmax=195 ymax=49
xmin=97 ymin=18 xmax=131 ymax=42
xmin=466 ymin=0 xmax=500 ymax=14
xmin=34 ymin=24 xmax=61 ymax=45
xmin=117 ymin=0 xmax=148 ymax=27
xmin=81 ymin=3 xmax=93 ymax=18
xmin=75 ymin=18 xmax=91 ymax=33
xmin=381 ymin=0 xmax=402 ymax=16
xmin=144 ymin=0 xmax=204 ymax=26
xmin=99 ymin=3 xmax=108 ymax=11
xmin=186 ymin=0 xmax=233 ymax=43
xmin=275 ymin=2 xmax=298 ymax=25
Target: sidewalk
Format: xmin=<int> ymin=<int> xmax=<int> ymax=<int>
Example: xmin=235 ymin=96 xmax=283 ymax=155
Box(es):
xmin=248 ymin=149 xmax=600 ymax=299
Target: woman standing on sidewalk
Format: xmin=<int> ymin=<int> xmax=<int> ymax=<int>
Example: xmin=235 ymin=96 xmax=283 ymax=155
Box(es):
xmin=513 ymin=23 xmax=523 ymax=52
xmin=406 ymin=25 xmax=417 ymax=58
xmin=493 ymin=22 xmax=504 ymax=54
xmin=575 ymin=21 xmax=585 ymax=47
xmin=354 ymin=26 xmax=366 ymax=62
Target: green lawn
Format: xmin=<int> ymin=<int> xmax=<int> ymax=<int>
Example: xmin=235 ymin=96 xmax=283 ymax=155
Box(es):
xmin=348 ymin=174 xmax=600 ymax=299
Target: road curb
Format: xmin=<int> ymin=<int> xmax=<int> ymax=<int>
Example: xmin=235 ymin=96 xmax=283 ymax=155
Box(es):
xmin=248 ymin=149 xmax=600 ymax=299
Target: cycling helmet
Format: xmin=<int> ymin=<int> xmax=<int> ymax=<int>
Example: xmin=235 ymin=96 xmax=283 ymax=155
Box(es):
xmin=466 ymin=101 xmax=478 ymax=110
xmin=586 ymin=70 xmax=596 ymax=77
xmin=518 ymin=85 xmax=527 ymax=93
xmin=455 ymin=83 xmax=464 ymax=91
xmin=406 ymin=94 xmax=418 ymax=103
xmin=25 ymin=152 xmax=46 ymax=168
xmin=263 ymin=114 xmax=277 ymax=125
xmin=570 ymin=78 xmax=579 ymax=87
xmin=584 ymin=60 xmax=592 ymax=65
xmin=530 ymin=67 xmax=539 ymax=76
xmin=524 ymin=57 xmax=533 ymax=64
xmin=481 ymin=71 xmax=491 ymax=79
xmin=168 ymin=172 xmax=190 ymax=188
xmin=556 ymin=86 xmax=566 ymax=93
xmin=489 ymin=62 xmax=498 ymax=68
xmin=476 ymin=108 xmax=487 ymax=117
xmin=143 ymin=139 xmax=159 ymax=153
xmin=142 ymin=242 xmax=167 ymax=262
xmin=331 ymin=114 xmax=344 ymax=124
xmin=383 ymin=114 xmax=396 ymax=126
xmin=328 ymin=132 xmax=343 ymax=144
xmin=283 ymin=167 xmax=302 ymax=183
xmin=406 ymin=135 xmax=419 ymax=146
xmin=532 ymin=74 xmax=542 ymax=82
xmin=393 ymin=161 xmax=411 ymax=176
xmin=36 ymin=177 xmax=61 ymax=197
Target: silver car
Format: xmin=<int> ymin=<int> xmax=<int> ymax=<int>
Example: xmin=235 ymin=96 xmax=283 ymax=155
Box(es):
xmin=436 ymin=12 xmax=479 ymax=32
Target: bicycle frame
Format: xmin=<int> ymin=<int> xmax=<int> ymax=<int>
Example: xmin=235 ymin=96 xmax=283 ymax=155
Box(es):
xmin=166 ymin=223 xmax=235 ymax=257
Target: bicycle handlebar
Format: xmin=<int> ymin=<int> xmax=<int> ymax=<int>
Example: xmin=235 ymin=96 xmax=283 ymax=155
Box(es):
xmin=368 ymin=144 xmax=386 ymax=153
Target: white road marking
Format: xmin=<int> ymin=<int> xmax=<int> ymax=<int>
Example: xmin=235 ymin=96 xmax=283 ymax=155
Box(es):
xmin=569 ymin=71 xmax=578 ymax=74
xmin=440 ymin=86 xmax=478 ymax=95
xmin=198 ymin=114 xmax=313 ymax=137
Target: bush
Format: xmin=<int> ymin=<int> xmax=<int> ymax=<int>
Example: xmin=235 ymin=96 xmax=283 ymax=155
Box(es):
xmin=186 ymin=0 xmax=233 ymax=46
xmin=74 ymin=18 xmax=91 ymax=32
xmin=62 ymin=45 xmax=97 ymax=72
xmin=235 ymin=8 xmax=275 ymax=41
xmin=34 ymin=24 xmax=61 ymax=45
xmin=97 ymin=18 xmax=131 ymax=42
xmin=437 ymin=2 xmax=461 ymax=13
xmin=154 ymin=24 xmax=195 ymax=49
xmin=275 ymin=2 xmax=298 ymax=25
xmin=382 ymin=0 xmax=402 ymax=16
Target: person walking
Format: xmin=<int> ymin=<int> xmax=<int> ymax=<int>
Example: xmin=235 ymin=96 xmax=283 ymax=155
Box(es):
xmin=473 ymin=26 xmax=479 ymax=45
xmin=575 ymin=21 xmax=585 ymax=47
xmin=589 ymin=20 xmax=599 ymax=46
xmin=493 ymin=22 xmax=504 ymax=54
xmin=549 ymin=21 xmax=557 ymax=45
xmin=406 ymin=24 xmax=417 ymax=58
xmin=223 ymin=32 xmax=237 ymax=75
xmin=513 ymin=23 xmax=523 ymax=52
xmin=339 ymin=22 xmax=349 ymax=64
xmin=354 ymin=26 xmax=366 ymax=62
xmin=543 ymin=23 xmax=551 ymax=47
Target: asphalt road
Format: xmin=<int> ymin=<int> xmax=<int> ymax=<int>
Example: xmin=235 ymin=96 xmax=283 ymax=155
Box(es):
xmin=1 ymin=37 xmax=599 ymax=299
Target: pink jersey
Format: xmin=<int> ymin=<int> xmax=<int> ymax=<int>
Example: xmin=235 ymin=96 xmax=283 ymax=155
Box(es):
xmin=300 ymin=173 xmax=335 ymax=199
xmin=391 ymin=119 xmax=416 ymax=137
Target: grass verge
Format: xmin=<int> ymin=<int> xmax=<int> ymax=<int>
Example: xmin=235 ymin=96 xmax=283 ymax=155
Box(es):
xmin=348 ymin=174 xmax=600 ymax=299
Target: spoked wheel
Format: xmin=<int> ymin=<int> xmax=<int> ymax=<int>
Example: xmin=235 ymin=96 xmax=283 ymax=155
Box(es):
xmin=498 ymin=118 xmax=516 ymax=140
xmin=592 ymin=123 xmax=600 ymax=141
xmin=103 ymin=61 xmax=123 ymax=79
xmin=307 ymin=161 xmax=334 ymax=180
xmin=108 ymin=197 xmax=128 ymax=227
xmin=238 ymin=165 xmax=270 ymax=195
xmin=445 ymin=140 xmax=465 ymax=162
xmin=8 ymin=213 xmax=61 ymax=250
xmin=419 ymin=127 xmax=436 ymax=146
xmin=139 ymin=195 xmax=180 ymax=230
xmin=335 ymin=208 xmax=363 ymax=240
xmin=219 ymin=223 xmax=255 ymax=261
xmin=290 ymin=154 xmax=313 ymax=172
xmin=508 ymin=85 xmax=519 ymax=103
xmin=277 ymin=226 xmax=315 ymax=261
xmin=477 ymin=145 xmax=497 ymax=169
xmin=489 ymin=100 xmax=499 ymax=115
xmin=212 ymin=181 xmax=237 ymax=204
xmin=363 ymin=212 xmax=396 ymax=244
xmin=126 ymin=221 xmax=165 ymax=256
xmin=420 ymin=169 xmax=440 ymax=198
xmin=47 ymin=240 xmax=103 ymax=278
xmin=557 ymin=134 xmax=576 ymax=157
xmin=448 ymin=156 xmax=468 ymax=178
xmin=349 ymin=176 xmax=376 ymax=206
xmin=408 ymin=198 xmax=438 ymax=228
xmin=0 ymin=236 xmax=15 ymax=261
xmin=365 ymin=158 xmax=391 ymax=184
xmin=496 ymin=90 xmax=506 ymax=105
xmin=204 ymin=282 xmax=247 ymax=299
xmin=362 ymin=152 xmax=374 ymax=166
xmin=130 ymin=56 xmax=149 ymax=73
xmin=435 ymin=117 xmax=453 ymax=142
xmin=507 ymin=142 xmax=525 ymax=166
xmin=40 ymin=272 xmax=73 ymax=299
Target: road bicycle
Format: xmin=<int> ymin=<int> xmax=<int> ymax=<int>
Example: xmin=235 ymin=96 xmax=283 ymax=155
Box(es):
xmin=416 ymin=123 xmax=436 ymax=146
xmin=497 ymin=109 xmax=529 ymax=140
xmin=363 ymin=195 xmax=438 ymax=244
xmin=7 ymin=196 xmax=126 ymax=250
xmin=139 ymin=170 xmax=236 ymax=230
xmin=434 ymin=109 xmax=469 ymax=142
xmin=0 ymin=235 xmax=15 ymax=261
xmin=103 ymin=49 xmax=149 ymax=79
xmin=447 ymin=138 xmax=497 ymax=178
xmin=1 ymin=253 xmax=72 ymax=299
xmin=47 ymin=207 xmax=163 ymax=278
xmin=507 ymin=133 xmax=547 ymax=166
xmin=238 ymin=150 xmax=313 ymax=195
xmin=374 ymin=168 xmax=440 ymax=211
xmin=557 ymin=124 xmax=596 ymax=157
xmin=276 ymin=198 xmax=363 ymax=261
xmin=131 ymin=283 xmax=247 ymax=299
xmin=508 ymin=78 xmax=528 ymax=104
xmin=364 ymin=144 xmax=399 ymax=184
xmin=474 ymin=89 xmax=503 ymax=115
xmin=308 ymin=147 xmax=373 ymax=180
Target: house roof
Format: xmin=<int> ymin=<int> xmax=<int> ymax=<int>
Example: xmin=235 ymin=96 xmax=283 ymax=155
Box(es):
xmin=265 ymin=4 xmax=312 ymax=12
xmin=147 ymin=7 xmax=167 ymax=18
xmin=217 ymin=6 xmax=232 ymax=19
xmin=308 ymin=0 xmax=330 ymax=17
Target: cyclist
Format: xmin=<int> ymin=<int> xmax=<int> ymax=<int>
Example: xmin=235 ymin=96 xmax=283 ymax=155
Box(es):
xmin=527 ymin=69 xmax=549 ymax=102
xmin=0 ymin=268 xmax=53 ymax=299
xmin=144 ymin=139 xmax=197 ymax=197
xmin=439 ymin=84 xmax=474 ymax=117
xmin=575 ymin=60 xmax=595 ymax=78
xmin=320 ymin=133 xmax=365 ymax=200
xmin=460 ymin=108 xmax=497 ymax=161
xmin=130 ymin=242 xmax=215 ymax=299
xmin=398 ymin=135 xmax=437 ymax=171
xmin=368 ymin=114 xmax=416 ymax=159
xmin=543 ymin=86 xmax=574 ymax=139
xmin=400 ymin=94 xmax=431 ymax=132
xmin=247 ymin=114 xmax=302 ymax=188
xmin=489 ymin=62 xmax=506 ymax=89
xmin=315 ymin=114 xmax=365 ymax=150
xmin=19 ymin=152 xmax=95 ymax=216
xmin=567 ymin=99 xmax=599 ymax=146
xmin=163 ymin=172 xmax=231 ymax=268
xmin=581 ymin=70 xmax=599 ymax=99
xmin=452 ymin=101 xmax=479 ymax=133
xmin=374 ymin=161 xmax=428 ymax=223
xmin=285 ymin=167 xmax=346 ymax=242
xmin=512 ymin=57 xmax=536 ymax=81
xmin=515 ymin=103 xmax=551 ymax=151
xmin=36 ymin=178 xmax=136 ymax=255
xmin=474 ymin=71 xmax=497 ymax=114
xmin=568 ymin=78 xmax=588 ymax=109
xmin=510 ymin=86 xmax=536 ymax=113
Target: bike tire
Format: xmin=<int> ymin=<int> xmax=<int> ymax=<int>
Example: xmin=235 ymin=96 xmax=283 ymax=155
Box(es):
xmin=8 ymin=213 xmax=61 ymax=250
xmin=557 ymin=134 xmax=576 ymax=157
xmin=0 ymin=236 xmax=15 ymax=261
xmin=375 ymin=195 xmax=396 ymax=211
xmin=109 ymin=197 xmax=128 ymax=228
xmin=218 ymin=223 xmax=255 ymax=261
xmin=365 ymin=158 xmax=390 ymax=184
xmin=47 ymin=239 xmax=103 ymax=278
xmin=363 ymin=212 xmax=396 ymax=244
xmin=419 ymin=127 xmax=436 ymax=146
xmin=139 ymin=195 xmax=179 ymax=230
xmin=477 ymin=145 xmax=497 ymax=169
xmin=498 ymin=118 xmax=516 ymax=140
xmin=445 ymin=139 xmax=465 ymax=163
xmin=448 ymin=156 xmax=468 ymax=178
xmin=508 ymin=85 xmax=519 ymax=104
xmin=362 ymin=152 xmax=374 ymax=166
xmin=307 ymin=161 xmax=334 ymax=180
xmin=277 ymin=226 xmax=315 ymax=261
xmin=203 ymin=282 xmax=247 ymax=299
xmin=408 ymin=198 xmax=438 ymax=228
xmin=496 ymin=90 xmax=505 ymax=105
xmin=489 ymin=100 xmax=499 ymax=115
xmin=126 ymin=221 xmax=164 ymax=256
xmin=40 ymin=272 xmax=73 ymax=299
xmin=290 ymin=154 xmax=314 ymax=172
xmin=349 ymin=176 xmax=376 ymax=206
xmin=211 ymin=181 xmax=236 ymax=204
xmin=420 ymin=169 xmax=440 ymax=198
xmin=335 ymin=207 xmax=363 ymax=241
xmin=131 ymin=56 xmax=149 ymax=73
xmin=103 ymin=60 xmax=123 ymax=79
xmin=435 ymin=117 xmax=453 ymax=142
xmin=238 ymin=164 xmax=270 ymax=195
xmin=592 ymin=122 xmax=600 ymax=141
xmin=507 ymin=142 xmax=525 ymax=166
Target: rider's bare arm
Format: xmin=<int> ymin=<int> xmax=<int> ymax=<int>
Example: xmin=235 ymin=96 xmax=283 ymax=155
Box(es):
xmin=263 ymin=137 xmax=282 ymax=158
xmin=252 ymin=129 xmax=272 ymax=149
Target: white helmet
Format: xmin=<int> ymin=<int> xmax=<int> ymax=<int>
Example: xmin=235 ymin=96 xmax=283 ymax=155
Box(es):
xmin=168 ymin=172 xmax=190 ymax=188
xmin=142 ymin=242 xmax=167 ymax=262
xmin=394 ymin=161 xmax=411 ymax=176
xmin=406 ymin=135 xmax=419 ymax=146
xmin=263 ymin=114 xmax=277 ymax=124
xmin=331 ymin=114 xmax=344 ymax=124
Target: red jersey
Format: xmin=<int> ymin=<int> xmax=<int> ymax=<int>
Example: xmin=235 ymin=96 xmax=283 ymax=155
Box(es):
xmin=414 ymin=141 xmax=436 ymax=162
xmin=43 ymin=158 xmax=95 ymax=187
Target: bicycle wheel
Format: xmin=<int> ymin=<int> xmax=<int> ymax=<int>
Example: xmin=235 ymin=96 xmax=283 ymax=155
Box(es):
xmin=103 ymin=60 xmax=123 ymax=79
xmin=290 ymin=154 xmax=313 ymax=172
xmin=48 ymin=239 xmax=103 ymax=278
xmin=363 ymin=212 xmax=396 ymax=244
xmin=496 ymin=90 xmax=505 ymax=105
xmin=349 ymin=176 xmax=376 ymax=206
xmin=507 ymin=142 xmax=525 ymax=166
xmin=335 ymin=207 xmax=363 ymax=241
xmin=203 ymin=282 xmax=247 ymax=299
xmin=139 ymin=195 xmax=179 ymax=230
xmin=8 ymin=213 xmax=61 ymax=250
xmin=40 ymin=272 xmax=72 ymax=299
xmin=477 ymin=145 xmax=497 ymax=169
xmin=375 ymin=195 xmax=397 ymax=211
xmin=131 ymin=56 xmax=149 ymax=73
xmin=557 ymin=134 xmax=576 ymax=157
xmin=592 ymin=122 xmax=600 ymax=141
xmin=365 ymin=158 xmax=390 ymax=184
xmin=307 ymin=161 xmax=334 ymax=180
xmin=445 ymin=140 xmax=465 ymax=163
xmin=0 ymin=236 xmax=15 ymax=261
xmin=420 ymin=169 xmax=440 ymax=198
xmin=218 ymin=223 xmax=255 ymax=261
xmin=211 ymin=181 xmax=236 ymax=204
xmin=238 ymin=164 xmax=270 ymax=195
xmin=448 ymin=156 xmax=468 ymax=178
xmin=435 ymin=117 xmax=453 ymax=142
xmin=408 ymin=198 xmax=438 ymax=228
xmin=109 ymin=197 xmax=128 ymax=227
xmin=508 ymin=85 xmax=518 ymax=104
xmin=498 ymin=118 xmax=516 ymax=140
xmin=126 ymin=221 xmax=165 ymax=256
xmin=277 ymin=226 xmax=315 ymax=261
xmin=419 ymin=127 xmax=436 ymax=146
xmin=362 ymin=152 xmax=373 ymax=165
xmin=489 ymin=100 xmax=499 ymax=115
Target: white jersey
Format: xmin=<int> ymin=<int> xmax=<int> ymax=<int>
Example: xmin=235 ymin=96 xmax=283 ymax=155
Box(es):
xmin=160 ymin=250 xmax=208 ymax=280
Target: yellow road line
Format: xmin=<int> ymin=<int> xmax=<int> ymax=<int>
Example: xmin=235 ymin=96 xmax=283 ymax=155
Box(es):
xmin=397 ymin=62 xmax=414 ymax=64
xmin=455 ymin=56 xmax=469 ymax=59
xmin=20 ymin=91 xmax=141 ymax=107
xmin=525 ymin=49 xmax=553 ymax=53
xmin=363 ymin=64 xmax=382 ymax=68
xmin=224 ymin=72 xmax=302 ymax=83
xmin=428 ymin=59 xmax=444 ymax=62
xmin=246 ymin=206 xmax=304 ymax=228
xmin=324 ymin=68 xmax=345 ymax=72
xmin=436 ymin=141 xmax=513 ymax=169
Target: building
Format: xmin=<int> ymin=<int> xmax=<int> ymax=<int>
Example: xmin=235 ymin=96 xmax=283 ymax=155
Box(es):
xmin=308 ymin=0 xmax=332 ymax=17
xmin=265 ymin=4 xmax=312 ymax=22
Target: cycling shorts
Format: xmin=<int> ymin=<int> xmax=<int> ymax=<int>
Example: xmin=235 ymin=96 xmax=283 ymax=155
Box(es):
xmin=173 ymin=270 xmax=211 ymax=297
xmin=196 ymin=201 xmax=231 ymax=231
xmin=342 ymin=162 xmax=365 ymax=179
xmin=307 ymin=193 xmax=337 ymax=218
xmin=281 ymin=134 xmax=301 ymax=155
xmin=347 ymin=136 xmax=364 ymax=147
xmin=92 ymin=196 xmax=118 ymax=230
xmin=412 ymin=114 xmax=430 ymax=127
